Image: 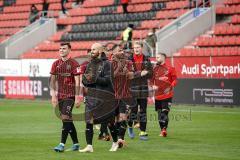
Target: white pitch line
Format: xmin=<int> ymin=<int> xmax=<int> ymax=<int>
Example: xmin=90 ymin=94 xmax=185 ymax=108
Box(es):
xmin=173 ymin=109 xmax=240 ymax=114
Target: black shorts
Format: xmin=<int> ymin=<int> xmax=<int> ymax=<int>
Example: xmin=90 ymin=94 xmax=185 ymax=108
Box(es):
xmin=117 ymin=98 xmax=136 ymax=114
xmin=155 ymin=98 xmax=172 ymax=111
xmin=114 ymin=106 xmax=120 ymax=116
xmin=58 ymin=97 xmax=75 ymax=118
xmin=84 ymin=89 xmax=118 ymax=124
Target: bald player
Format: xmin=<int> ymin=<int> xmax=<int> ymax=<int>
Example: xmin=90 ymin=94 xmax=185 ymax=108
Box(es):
xmin=79 ymin=43 xmax=119 ymax=152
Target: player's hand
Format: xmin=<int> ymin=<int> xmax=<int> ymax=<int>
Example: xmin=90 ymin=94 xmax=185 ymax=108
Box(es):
xmin=85 ymin=74 xmax=92 ymax=81
xmin=75 ymin=97 xmax=81 ymax=108
xmin=158 ymin=76 xmax=168 ymax=81
xmin=83 ymin=87 xmax=88 ymax=95
xmin=152 ymin=85 xmax=158 ymax=90
xmin=127 ymin=72 xmax=134 ymax=79
xmin=51 ymin=96 xmax=58 ymax=108
xmin=122 ymin=66 xmax=128 ymax=74
xmin=141 ymin=70 xmax=148 ymax=77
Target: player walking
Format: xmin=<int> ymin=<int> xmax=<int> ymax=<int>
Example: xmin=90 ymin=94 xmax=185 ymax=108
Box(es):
xmin=50 ymin=42 xmax=81 ymax=152
xmin=79 ymin=43 xmax=119 ymax=152
xmin=151 ymin=53 xmax=177 ymax=137
xmin=111 ymin=44 xmax=135 ymax=147
xmin=128 ymin=41 xmax=153 ymax=140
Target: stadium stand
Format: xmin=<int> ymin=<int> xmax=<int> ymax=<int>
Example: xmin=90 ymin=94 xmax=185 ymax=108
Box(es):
xmin=3 ymin=0 xmax=235 ymax=59
xmin=177 ymin=0 xmax=240 ymax=57
xmin=19 ymin=0 xmax=190 ymax=59
xmin=0 ymin=0 xmax=75 ymax=42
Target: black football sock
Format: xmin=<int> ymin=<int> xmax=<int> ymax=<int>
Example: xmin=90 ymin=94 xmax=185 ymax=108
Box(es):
xmin=100 ymin=122 xmax=109 ymax=136
xmin=61 ymin=121 xmax=71 ymax=144
xmin=85 ymin=123 xmax=93 ymax=145
xmin=118 ymin=120 xmax=127 ymax=140
xmin=108 ymin=122 xmax=118 ymax=142
xmin=158 ymin=110 xmax=169 ymax=129
xmin=163 ymin=110 xmax=169 ymax=129
xmin=69 ymin=122 xmax=79 ymax=144
xmin=158 ymin=110 xmax=163 ymax=129
xmin=115 ymin=121 xmax=120 ymax=136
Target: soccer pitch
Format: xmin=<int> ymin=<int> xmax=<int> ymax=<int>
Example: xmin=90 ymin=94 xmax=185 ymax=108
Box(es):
xmin=0 ymin=99 xmax=240 ymax=160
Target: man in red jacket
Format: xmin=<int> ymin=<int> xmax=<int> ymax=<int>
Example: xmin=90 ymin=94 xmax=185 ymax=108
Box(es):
xmin=151 ymin=53 xmax=177 ymax=137
xmin=128 ymin=41 xmax=153 ymax=140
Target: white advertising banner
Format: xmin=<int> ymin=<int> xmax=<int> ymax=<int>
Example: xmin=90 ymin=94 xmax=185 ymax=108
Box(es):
xmin=0 ymin=60 xmax=22 ymax=76
xmin=0 ymin=59 xmax=56 ymax=77
xmin=21 ymin=59 xmax=55 ymax=77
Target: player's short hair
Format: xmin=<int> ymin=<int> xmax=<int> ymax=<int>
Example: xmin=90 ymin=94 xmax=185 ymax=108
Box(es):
xmin=133 ymin=41 xmax=143 ymax=47
xmin=60 ymin=42 xmax=71 ymax=49
xmin=159 ymin=53 xmax=167 ymax=59
xmin=128 ymin=24 xmax=134 ymax=28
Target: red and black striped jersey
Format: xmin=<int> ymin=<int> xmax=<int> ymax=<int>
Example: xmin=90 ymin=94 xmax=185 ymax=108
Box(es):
xmin=50 ymin=58 xmax=80 ymax=99
xmin=112 ymin=57 xmax=133 ymax=99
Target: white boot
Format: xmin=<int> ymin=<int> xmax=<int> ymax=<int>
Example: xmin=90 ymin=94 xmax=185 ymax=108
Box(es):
xmin=109 ymin=142 xmax=118 ymax=152
xmin=79 ymin=145 xmax=93 ymax=153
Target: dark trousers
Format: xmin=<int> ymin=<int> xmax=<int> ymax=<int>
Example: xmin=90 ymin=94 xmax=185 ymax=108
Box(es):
xmin=99 ymin=121 xmax=109 ymax=136
xmin=61 ymin=0 xmax=67 ymax=14
xmin=122 ymin=3 xmax=128 ymax=13
xmin=128 ymin=98 xmax=147 ymax=132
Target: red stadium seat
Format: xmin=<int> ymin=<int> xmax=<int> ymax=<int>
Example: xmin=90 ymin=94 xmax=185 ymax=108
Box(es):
xmin=209 ymin=37 xmax=216 ymax=46
xmin=57 ymin=17 xmax=86 ymax=25
xmin=228 ymin=36 xmax=236 ymax=45
xmin=69 ymin=7 xmax=101 ymax=16
xmin=236 ymin=36 xmax=240 ymax=45
xmin=233 ymin=25 xmax=240 ymax=34
xmin=140 ymin=20 xmax=160 ymax=29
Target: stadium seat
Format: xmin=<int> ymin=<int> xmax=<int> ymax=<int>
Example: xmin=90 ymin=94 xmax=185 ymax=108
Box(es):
xmin=18 ymin=0 xmax=199 ymax=58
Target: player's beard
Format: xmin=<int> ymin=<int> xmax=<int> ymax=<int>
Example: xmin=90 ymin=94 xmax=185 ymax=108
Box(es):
xmin=90 ymin=52 xmax=100 ymax=59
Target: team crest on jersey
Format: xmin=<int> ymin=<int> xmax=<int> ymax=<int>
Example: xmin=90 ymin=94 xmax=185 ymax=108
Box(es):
xmin=76 ymin=67 xmax=81 ymax=73
xmin=67 ymin=64 xmax=71 ymax=70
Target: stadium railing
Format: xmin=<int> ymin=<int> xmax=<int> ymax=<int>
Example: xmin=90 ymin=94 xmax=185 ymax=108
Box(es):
xmin=156 ymin=7 xmax=215 ymax=57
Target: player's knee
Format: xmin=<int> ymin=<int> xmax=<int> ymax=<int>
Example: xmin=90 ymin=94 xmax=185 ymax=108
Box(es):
xmin=119 ymin=113 xmax=127 ymax=121
xmin=159 ymin=111 xmax=169 ymax=122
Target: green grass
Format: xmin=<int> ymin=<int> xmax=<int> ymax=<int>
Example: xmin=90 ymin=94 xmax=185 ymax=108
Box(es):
xmin=0 ymin=99 xmax=240 ymax=160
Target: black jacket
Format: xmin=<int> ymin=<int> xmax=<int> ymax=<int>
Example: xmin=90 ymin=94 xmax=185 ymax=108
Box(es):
xmin=82 ymin=53 xmax=114 ymax=93
xmin=82 ymin=53 xmax=116 ymax=123
xmin=128 ymin=54 xmax=153 ymax=98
